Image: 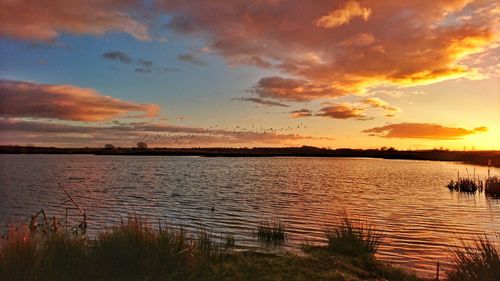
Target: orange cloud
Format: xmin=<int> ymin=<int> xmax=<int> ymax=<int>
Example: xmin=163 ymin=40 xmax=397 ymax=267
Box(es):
xmin=361 ymin=97 xmax=401 ymax=117
xmin=0 ymin=80 xmax=159 ymax=121
xmin=0 ymin=0 xmax=150 ymax=42
xmin=316 ymin=103 xmax=368 ymax=120
xmin=289 ymin=109 xmax=312 ymax=118
xmin=314 ymin=0 xmax=372 ymax=29
xmin=339 ymin=33 xmax=375 ymax=46
xmin=251 ymin=76 xmax=345 ymax=102
xmin=162 ymin=0 xmax=498 ymax=102
xmin=362 ymin=123 xmax=488 ymax=139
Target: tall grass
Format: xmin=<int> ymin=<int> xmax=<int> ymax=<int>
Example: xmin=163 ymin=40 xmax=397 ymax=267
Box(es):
xmin=325 ymin=214 xmax=384 ymax=258
xmin=0 ymin=216 xmax=231 ymax=281
xmin=447 ymin=177 xmax=483 ymax=193
xmin=447 ymin=235 xmax=500 ymax=281
xmin=485 ymin=176 xmax=500 ymax=198
xmin=254 ymin=220 xmax=287 ymax=245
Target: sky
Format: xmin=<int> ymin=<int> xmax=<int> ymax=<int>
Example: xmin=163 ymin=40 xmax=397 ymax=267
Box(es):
xmin=0 ymin=0 xmax=499 ymax=150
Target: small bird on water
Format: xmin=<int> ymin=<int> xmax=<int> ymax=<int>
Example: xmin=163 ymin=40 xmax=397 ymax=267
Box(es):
xmin=210 ymin=206 xmax=215 ymax=212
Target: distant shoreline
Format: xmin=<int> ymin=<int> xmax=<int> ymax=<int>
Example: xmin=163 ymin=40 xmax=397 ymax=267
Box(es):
xmin=1 ymin=145 xmax=499 ymax=167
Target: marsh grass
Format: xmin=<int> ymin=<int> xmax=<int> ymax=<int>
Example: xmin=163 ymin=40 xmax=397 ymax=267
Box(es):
xmin=485 ymin=176 xmax=500 ymax=198
xmin=325 ymin=214 xmax=384 ymax=258
xmin=447 ymin=177 xmax=483 ymax=193
xmin=447 ymin=235 xmax=500 ymax=281
xmin=0 ymin=215 xmax=425 ymax=281
xmin=254 ymin=220 xmax=287 ymax=245
xmin=0 ymin=216 xmax=231 ymax=281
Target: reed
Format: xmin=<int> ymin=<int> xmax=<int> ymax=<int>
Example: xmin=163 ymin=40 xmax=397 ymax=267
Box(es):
xmin=447 ymin=172 xmax=484 ymax=193
xmin=447 ymin=235 xmax=500 ymax=281
xmin=254 ymin=220 xmax=287 ymax=245
xmin=0 ymin=215 xmax=425 ymax=281
xmin=485 ymin=176 xmax=500 ymax=198
xmin=0 ymin=216 xmax=231 ymax=281
xmin=324 ymin=214 xmax=384 ymax=258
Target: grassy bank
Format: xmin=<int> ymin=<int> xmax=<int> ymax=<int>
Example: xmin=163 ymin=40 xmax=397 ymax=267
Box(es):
xmin=0 ymin=216 xmax=422 ymax=281
xmin=1 ymin=216 xmax=498 ymax=281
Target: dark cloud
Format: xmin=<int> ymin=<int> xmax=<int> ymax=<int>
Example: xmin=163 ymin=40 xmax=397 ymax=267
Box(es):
xmin=137 ymin=59 xmax=153 ymax=68
xmin=103 ymin=51 xmax=133 ymax=64
xmin=103 ymin=50 xmax=178 ymax=74
xmin=232 ymin=97 xmax=289 ymax=107
xmin=177 ymin=53 xmax=207 ymax=65
xmin=316 ymin=103 xmax=369 ymax=120
xmin=134 ymin=68 xmax=152 ymax=73
xmin=163 ymin=67 xmax=180 ymax=72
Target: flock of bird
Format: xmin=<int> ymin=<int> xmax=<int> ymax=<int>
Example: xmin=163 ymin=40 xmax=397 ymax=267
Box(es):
xmin=135 ymin=123 xmax=308 ymax=145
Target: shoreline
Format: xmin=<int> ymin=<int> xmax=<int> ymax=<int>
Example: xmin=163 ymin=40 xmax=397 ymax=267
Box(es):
xmin=1 ymin=145 xmax=499 ymax=167
xmin=0 ymin=216 xmax=426 ymax=281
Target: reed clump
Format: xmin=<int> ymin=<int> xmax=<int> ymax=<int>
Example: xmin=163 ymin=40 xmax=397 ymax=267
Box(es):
xmin=0 ymin=216 xmax=231 ymax=281
xmin=254 ymin=220 xmax=287 ymax=245
xmin=0 ymin=214 xmax=425 ymax=281
xmin=447 ymin=235 xmax=500 ymax=281
xmin=324 ymin=214 xmax=384 ymax=258
xmin=447 ymin=177 xmax=484 ymax=193
xmin=485 ymin=176 xmax=500 ymax=198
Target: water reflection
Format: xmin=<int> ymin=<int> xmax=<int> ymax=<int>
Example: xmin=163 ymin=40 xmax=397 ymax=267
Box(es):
xmin=0 ymin=155 xmax=499 ymax=278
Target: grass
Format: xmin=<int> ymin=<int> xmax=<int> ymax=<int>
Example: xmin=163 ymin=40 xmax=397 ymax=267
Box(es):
xmin=446 ymin=169 xmax=489 ymax=193
xmin=447 ymin=235 xmax=500 ymax=281
xmin=325 ymin=213 xmax=384 ymax=258
xmin=447 ymin=173 xmax=500 ymax=197
xmin=0 ymin=215 xmax=422 ymax=281
xmin=447 ymin=177 xmax=483 ymax=193
xmin=0 ymin=216 xmax=230 ymax=281
xmin=254 ymin=220 xmax=287 ymax=245
xmin=485 ymin=176 xmax=500 ymax=198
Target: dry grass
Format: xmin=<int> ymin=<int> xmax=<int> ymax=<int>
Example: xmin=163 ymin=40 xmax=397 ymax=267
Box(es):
xmin=325 ymin=213 xmax=384 ymax=258
xmin=447 ymin=235 xmax=500 ymax=281
xmin=485 ymin=176 xmax=500 ymax=198
xmin=254 ymin=220 xmax=287 ymax=245
xmin=0 ymin=216 xmax=231 ymax=281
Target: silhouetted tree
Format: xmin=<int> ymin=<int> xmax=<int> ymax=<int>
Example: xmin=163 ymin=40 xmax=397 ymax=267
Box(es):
xmin=137 ymin=142 xmax=148 ymax=149
xmin=104 ymin=144 xmax=116 ymax=150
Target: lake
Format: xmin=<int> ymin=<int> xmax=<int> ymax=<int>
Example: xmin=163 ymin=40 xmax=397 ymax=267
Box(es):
xmin=0 ymin=154 xmax=499 ymax=277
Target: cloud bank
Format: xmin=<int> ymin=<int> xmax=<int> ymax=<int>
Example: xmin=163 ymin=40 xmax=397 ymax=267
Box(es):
xmin=0 ymin=118 xmax=332 ymax=147
xmin=362 ymin=123 xmax=488 ymax=139
xmin=0 ymin=0 xmax=150 ymax=42
xmin=0 ymin=80 xmax=159 ymax=121
xmin=162 ymin=0 xmax=498 ymax=102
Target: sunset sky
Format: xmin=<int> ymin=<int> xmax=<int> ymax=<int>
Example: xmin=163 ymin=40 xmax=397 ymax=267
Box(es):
xmin=0 ymin=0 xmax=499 ymax=149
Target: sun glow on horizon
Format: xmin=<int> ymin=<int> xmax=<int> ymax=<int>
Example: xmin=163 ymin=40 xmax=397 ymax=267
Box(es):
xmin=0 ymin=0 xmax=498 ymax=149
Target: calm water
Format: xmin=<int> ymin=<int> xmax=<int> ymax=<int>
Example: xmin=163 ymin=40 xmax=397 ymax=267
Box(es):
xmin=0 ymin=154 xmax=499 ymax=277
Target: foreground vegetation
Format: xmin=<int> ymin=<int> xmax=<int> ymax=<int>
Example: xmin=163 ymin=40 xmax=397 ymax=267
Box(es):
xmin=254 ymin=220 xmax=287 ymax=245
xmin=485 ymin=176 xmax=500 ymax=197
xmin=1 ymin=215 xmax=498 ymax=281
xmin=447 ymin=235 xmax=500 ymax=281
xmin=0 ymin=216 xmax=421 ymax=281
xmin=325 ymin=215 xmax=384 ymax=258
